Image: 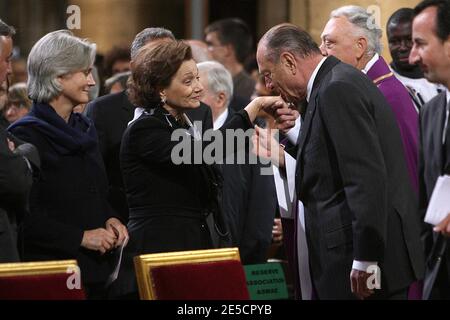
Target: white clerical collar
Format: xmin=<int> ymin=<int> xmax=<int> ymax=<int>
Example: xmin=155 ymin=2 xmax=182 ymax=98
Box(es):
xmin=362 ymin=53 xmax=379 ymax=74
xmin=213 ymin=108 xmax=229 ymax=130
xmin=306 ymin=57 xmax=327 ymax=103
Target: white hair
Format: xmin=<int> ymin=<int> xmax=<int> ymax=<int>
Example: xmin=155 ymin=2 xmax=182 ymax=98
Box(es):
xmin=331 ymin=5 xmax=382 ymax=56
xmin=130 ymin=27 xmax=175 ymax=60
xmin=27 ymin=30 xmax=96 ymax=103
xmin=197 ymin=61 xmax=233 ymax=108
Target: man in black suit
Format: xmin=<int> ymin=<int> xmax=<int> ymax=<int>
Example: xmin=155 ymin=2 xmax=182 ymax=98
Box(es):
xmin=409 ymin=0 xmax=450 ymax=299
xmin=0 ymin=19 xmax=38 ymax=262
xmin=86 ymin=27 xmax=212 ymax=221
xmin=0 ymin=131 xmax=34 ymax=262
xmin=255 ymin=23 xmax=424 ymax=299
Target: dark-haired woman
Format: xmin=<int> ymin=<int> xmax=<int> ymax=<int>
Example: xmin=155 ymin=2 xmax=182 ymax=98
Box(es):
xmin=112 ymin=40 xmax=281 ymax=298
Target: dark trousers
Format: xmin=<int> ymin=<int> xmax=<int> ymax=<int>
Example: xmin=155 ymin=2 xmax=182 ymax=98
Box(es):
xmin=430 ymin=259 xmax=450 ymax=300
xmin=85 ymin=283 xmax=109 ymax=300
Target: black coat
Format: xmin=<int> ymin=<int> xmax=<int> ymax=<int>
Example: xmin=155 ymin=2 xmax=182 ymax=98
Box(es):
xmin=86 ymin=91 xmax=214 ymax=222
xmin=9 ymin=103 xmax=117 ymax=285
xmin=288 ymin=56 xmax=424 ymax=299
xmin=112 ymin=106 xmax=253 ymax=296
xmin=0 ymin=130 xmax=33 ymax=262
xmin=419 ymin=91 xmax=450 ymax=298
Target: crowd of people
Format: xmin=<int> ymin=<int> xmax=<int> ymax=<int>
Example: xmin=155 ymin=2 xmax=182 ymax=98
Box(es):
xmin=0 ymin=0 xmax=449 ymax=300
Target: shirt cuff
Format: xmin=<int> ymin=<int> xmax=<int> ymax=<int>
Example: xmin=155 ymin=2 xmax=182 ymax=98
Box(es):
xmin=286 ymin=117 xmax=301 ymax=144
xmin=352 ymin=260 xmax=378 ymax=272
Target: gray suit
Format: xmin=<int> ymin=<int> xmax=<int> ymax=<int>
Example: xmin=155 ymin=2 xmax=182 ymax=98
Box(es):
xmin=419 ymin=91 xmax=450 ymax=299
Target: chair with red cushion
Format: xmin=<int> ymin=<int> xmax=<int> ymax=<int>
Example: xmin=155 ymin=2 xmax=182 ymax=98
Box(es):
xmin=134 ymin=248 xmax=250 ymax=300
xmin=0 ymin=260 xmax=86 ymax=300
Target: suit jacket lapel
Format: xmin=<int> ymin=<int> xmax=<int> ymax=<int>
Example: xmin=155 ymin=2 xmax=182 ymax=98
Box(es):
xmin=295 ymin=56 xmax=340 ymax=166
xmin=433 ymin=93 xmax=447 ymax=173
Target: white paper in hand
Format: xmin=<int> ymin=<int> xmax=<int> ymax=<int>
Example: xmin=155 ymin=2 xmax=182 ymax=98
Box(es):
xmin=425 ymin=175 xmax=450 ymax=225
xmin=105 ymin=235 xmax=129 ymax=287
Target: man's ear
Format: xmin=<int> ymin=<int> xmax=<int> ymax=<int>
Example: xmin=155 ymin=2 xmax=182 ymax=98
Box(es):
xmin=355 ymin=37 xmax=368 ymax=60
xmin=159 ymin=90 xmax=166 ymax=100
xmin=280 ymin=52 xmax=297 ymax=75
xmin=217 ymin=92 xmax=227 ymax=109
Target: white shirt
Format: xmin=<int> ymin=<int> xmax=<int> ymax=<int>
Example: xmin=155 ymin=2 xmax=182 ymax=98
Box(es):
xmin=362 ymin=53 xmax=379 ymax=74
xmin=213 ymin=108 xmax=229 ymax=130
xmin=286 ymin=56 xmax=327 ymax=144
xmin=306 ymin=57 xmax=327 ymax=102
xmin=392 ymin=70 xmax=444 ymax=109
xmin=286 ymin=117 xmax=301 ymax=145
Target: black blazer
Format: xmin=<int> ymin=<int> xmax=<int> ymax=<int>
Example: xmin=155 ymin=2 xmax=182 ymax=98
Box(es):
xmin=288 ymin=56 xmax=424 ymax=299
xmin=86 ymin=91 xmax=214 ymax=222
xmin=418 ymin=91 xmax=450 ymax=298
xmin=120 ymin=106 xmax=252 ymax=228
xmin=112 ymin=106 xmax=252 ymax=297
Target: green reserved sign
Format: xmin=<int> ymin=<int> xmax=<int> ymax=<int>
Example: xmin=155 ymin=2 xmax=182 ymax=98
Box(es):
xmin=244 ymin=263 xmax=289 ymax=300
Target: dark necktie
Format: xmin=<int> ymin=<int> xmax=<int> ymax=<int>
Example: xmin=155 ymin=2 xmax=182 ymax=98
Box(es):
xmin=444 ymin=99 xmax=450 ymax=174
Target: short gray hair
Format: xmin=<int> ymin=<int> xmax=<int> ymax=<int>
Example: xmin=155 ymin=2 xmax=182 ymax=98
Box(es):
xmin=130 ymin=27 xmax=175 ymax=60
xmin=330 ymin=5 xmax=382 ymax=56
xmin=259 ymin=23 xmax=321 ymax=63
xmin=105 ymin=70 xmax=131 ymax=92
xmin=27 ymin=30 xmax=96 ymax=103
xmin=197 ymin=61 xmax=233 ymax=108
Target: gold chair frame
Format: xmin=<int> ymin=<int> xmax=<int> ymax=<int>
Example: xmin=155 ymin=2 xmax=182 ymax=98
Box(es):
xmin=0 ymin=259 xmax=79 ymax=277
xmin=134 ymin=247 xmax=242 ymax=300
